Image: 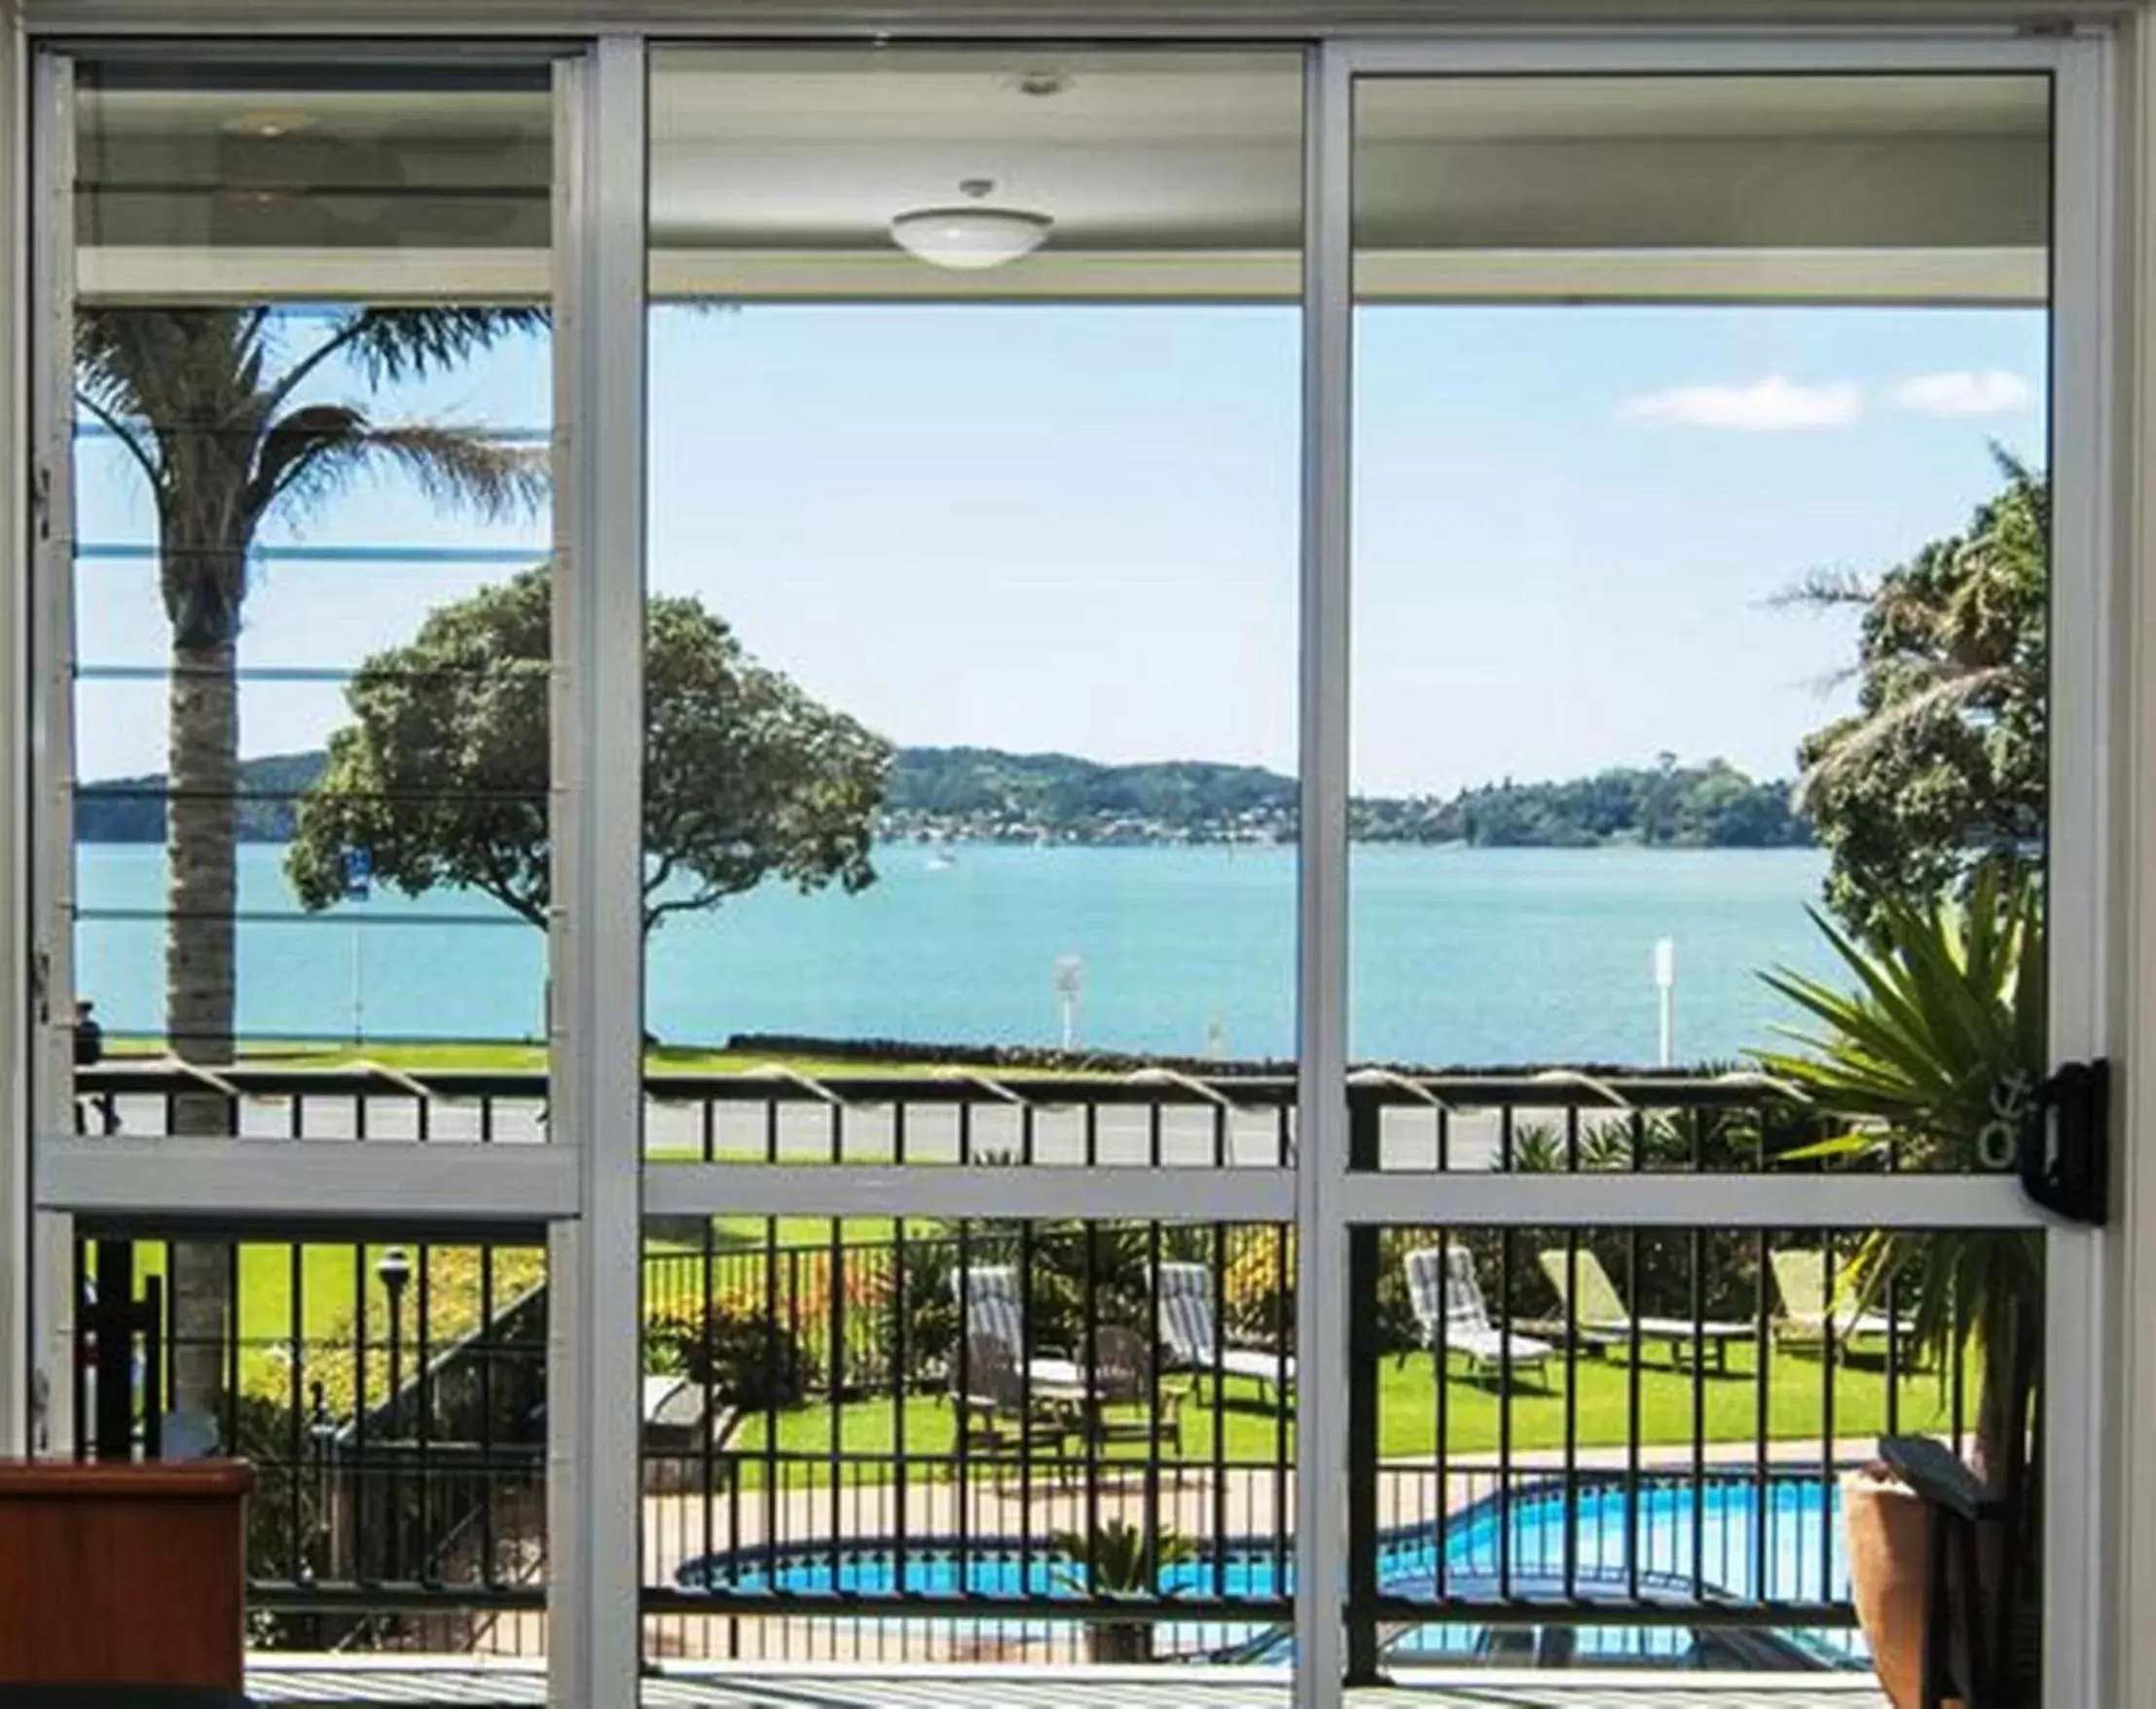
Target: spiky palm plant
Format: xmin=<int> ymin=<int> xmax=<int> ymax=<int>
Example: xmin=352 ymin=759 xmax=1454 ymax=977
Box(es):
xmin=1753 ymin=862 xmax=2044 ymax=1489
xmin=1052 ymin=1516 xmax=1196 ymax=1663
xmin=76 ymin=306 xmax=547 ymax=1417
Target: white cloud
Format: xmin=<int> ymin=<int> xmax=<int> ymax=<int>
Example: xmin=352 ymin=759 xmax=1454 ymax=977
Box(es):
xmin=1889 ymin=370 xmax=2033 ymax=418
xmin=1617 ymin=374 xmax=1863 ymax=431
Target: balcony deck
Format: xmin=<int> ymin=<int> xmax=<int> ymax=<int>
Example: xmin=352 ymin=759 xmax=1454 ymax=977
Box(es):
xmin=243 ymin=1659 xmax=1890 ymax=1707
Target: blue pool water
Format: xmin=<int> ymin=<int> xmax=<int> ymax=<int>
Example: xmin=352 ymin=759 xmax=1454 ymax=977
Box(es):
xmin=676 ymin=1471 xmax=1866 ymax=1666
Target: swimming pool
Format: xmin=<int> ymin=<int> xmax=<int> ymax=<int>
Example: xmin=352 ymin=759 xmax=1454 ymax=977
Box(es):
xmin=674 ymin=1469 xmax=1864 ymax=1666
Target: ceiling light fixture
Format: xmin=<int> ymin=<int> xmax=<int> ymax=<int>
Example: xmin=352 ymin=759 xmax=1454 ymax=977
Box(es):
xmin=890 ymin=178 xmax=1051 ymax=272
xmin=224 ymin=108 xmax=314 ymax=140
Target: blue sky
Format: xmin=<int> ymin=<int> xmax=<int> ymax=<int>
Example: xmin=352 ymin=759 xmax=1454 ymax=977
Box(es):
xmin=74 ymin=300 xmax=2045 ymax=797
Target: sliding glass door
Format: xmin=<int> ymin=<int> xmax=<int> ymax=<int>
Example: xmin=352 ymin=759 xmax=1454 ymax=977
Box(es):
xmin=23 ymin=24 xmax=2112 ymax=1709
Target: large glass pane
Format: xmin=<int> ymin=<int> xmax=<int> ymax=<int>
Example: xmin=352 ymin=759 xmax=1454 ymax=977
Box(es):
xmin=641 ymin=42 xmax=1302 ymax=1691
xmin=1349 ymin=74 xmax=2050 ymax=1151
xmin=67 ymin=58 xmax=555 ymax=1113
xmin=60 ymin=57 xmax=559 ymax=1670
xmin=639 ymin=1210 xmax=1292 ymax=1669
xmin=1343 ymin=68 xmax=2055 ymax=1708
xmin=643 ymin=47 xmax=1300 ymax=1137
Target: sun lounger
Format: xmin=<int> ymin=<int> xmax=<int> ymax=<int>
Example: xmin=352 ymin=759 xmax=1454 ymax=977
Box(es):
xmin=1537 ymin=1247 xmax=1748 ymax=1372
xmin=1404 ymin=1244 xmax=1556 ymax=1389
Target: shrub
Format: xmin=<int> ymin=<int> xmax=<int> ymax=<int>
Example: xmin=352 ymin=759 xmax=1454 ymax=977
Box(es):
xmin=647 ymin=1303 xmax=811 ymax=1410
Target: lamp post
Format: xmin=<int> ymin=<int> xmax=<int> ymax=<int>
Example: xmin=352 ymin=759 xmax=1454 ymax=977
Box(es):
xmin=376 ymin=1247 xmax=411 ymax=1419
xmin=1653 ymin=937 xmax=1677 ymax=1069
xmin=1054 ymin=956 xmax=1083 ymax=1051
xmin=375 ymin=1247 xmax=412 ymax=1582
xmin=308 ymin=1377 xmax=335 ymax=1624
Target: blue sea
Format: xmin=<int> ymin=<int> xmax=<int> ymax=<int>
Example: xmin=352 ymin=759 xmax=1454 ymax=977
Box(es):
xmin=72 ymin=842 xmax=1838 ymax=1067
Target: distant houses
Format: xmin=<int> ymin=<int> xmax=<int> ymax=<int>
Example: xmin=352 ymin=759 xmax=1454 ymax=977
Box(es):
xmin=76 ymin=744 xmax=1809 ymax=851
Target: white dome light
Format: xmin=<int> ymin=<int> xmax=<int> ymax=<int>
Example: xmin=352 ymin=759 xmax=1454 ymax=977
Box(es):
xmin=890 ymin=179 xmax=1051 ymax=271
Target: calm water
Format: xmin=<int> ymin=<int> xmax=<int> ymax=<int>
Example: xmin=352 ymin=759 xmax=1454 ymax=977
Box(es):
xmin=73 ymin=842 xmax=1836 ymax=1067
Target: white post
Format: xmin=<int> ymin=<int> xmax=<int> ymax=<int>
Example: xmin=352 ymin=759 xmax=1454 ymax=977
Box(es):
xmin=350 ymin=923 xmax=363 ymax=1047
xmin=1054 ymin=955 xmax=1082 ymax=1051
xmin=1654 ymin=936 xmax=1677 ymax=1068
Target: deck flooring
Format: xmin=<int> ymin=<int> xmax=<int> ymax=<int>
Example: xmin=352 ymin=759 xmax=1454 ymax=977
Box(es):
xmin=244 ymin=1661 xmax=1888 ymax=1707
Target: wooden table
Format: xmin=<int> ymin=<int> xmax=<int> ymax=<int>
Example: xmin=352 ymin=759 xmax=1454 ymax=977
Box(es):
xmin=0 ymin=1460 xmax=253 ymax=1701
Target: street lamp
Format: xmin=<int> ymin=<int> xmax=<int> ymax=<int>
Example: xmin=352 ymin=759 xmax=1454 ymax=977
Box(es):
xmin=375 ymin=1248 xmax=412 ymax=1418
xmin=374 ymin=1247 xmax=412 ymax=1582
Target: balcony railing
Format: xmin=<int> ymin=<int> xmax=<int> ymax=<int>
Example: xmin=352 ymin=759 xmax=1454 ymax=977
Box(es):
xmin=62 ymin=1063 xmax=1976 ymax=1675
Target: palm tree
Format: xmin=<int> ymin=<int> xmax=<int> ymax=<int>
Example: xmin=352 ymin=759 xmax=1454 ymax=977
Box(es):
xmin=75 ymin=306 xmax=547 ymax=1418
xmin=1754 ymin=863 xmax=2044 ymax=1489
xmin=1779 ymin=449 xmax=2047 ymax=930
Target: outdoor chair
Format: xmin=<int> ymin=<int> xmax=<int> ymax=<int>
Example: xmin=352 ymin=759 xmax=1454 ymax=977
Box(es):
xmin=1403 ymin=1245 xmax=1557 ymax=1390
xmin=1080 ymin=1324 xmax=1186 ymax=1456
xmin=640 ymin=1373 xmax=739 ymax=1494
xmin=1769 ymin=1247 xmax=1918 ymax=1364
xmin=951 ymin=1263 xmax=1084 ymax=1389
xmin=950 ymin=1329 xmax=1077 ymax=1485
xmin=1536 ymin=1247 xmax=1748 ymax=1372
xmin=1156 ymin=1260 xmax=1294 ymax=1405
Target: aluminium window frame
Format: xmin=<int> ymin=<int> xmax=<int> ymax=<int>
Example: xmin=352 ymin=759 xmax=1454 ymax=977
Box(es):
xmin=8 ymin=18 xmax=2128 ymax=1709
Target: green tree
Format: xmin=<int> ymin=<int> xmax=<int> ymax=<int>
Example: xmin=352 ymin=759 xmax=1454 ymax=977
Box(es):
xmin=76 ymin=306 xmax=546 ymax=1417
xmin=1791 ymin=452 xmax=2046 ymax=933
xmin=286 ymin=568 xmax=892 ymax=933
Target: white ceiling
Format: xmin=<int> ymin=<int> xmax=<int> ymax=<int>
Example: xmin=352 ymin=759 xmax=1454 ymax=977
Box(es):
xmin=70 ymin=55 xmax=2052 ymax=304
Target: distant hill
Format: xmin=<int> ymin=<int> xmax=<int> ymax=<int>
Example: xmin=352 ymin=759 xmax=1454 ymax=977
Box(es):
xmin=75 ymin=745 xmax=1809 ymax=849
xmin=1365 ymin=759 xmax=1812 ymax=851
xmin=78 ymin=750 xmax=327 ymax=845
xmin=882 ymin=745 xmax=1297 ymax=844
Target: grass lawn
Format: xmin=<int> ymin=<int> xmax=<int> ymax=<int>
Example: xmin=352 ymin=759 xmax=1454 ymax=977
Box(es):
xmin=126 ymin=1239 xmax=546 ymax=1400
xmin=717 ymin=1343 xmax=1961 ymax=1487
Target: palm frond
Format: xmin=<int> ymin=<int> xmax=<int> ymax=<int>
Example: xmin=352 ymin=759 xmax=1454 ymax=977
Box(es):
xmin=343 ymin=423 xmax=549 ymax=520
xmin=336 ymin=308 xmax=550 ymax=388
xmin=1793 ymin=663 xmax=2015 ymax=806
xmin=1763 ymin=566 xmax=1874 ymax=613
xmin=249 ymin=411 xmax=548 ymax=527
xmin=1754 ymin=874 xmax=2043 ymax=1399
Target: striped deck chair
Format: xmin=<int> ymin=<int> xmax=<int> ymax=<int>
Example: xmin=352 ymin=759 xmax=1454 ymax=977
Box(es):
xmin=1403 ymin=1245 xmax=1556 ymax=1390
xmin=949 ymin=1264 xmax=1082 ymax=1389
xmin=1156 ymin=1260 xmax=1293 ymax=1405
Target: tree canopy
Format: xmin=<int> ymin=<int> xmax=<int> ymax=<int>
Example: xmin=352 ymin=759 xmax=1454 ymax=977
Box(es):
xmin=287 ymin=568 xmax=893 ymax=932
xmin=1794 ymin=452 xmax=2046 ymax=932
xmin=1374 ymin=755 xmax=1808 ymax=850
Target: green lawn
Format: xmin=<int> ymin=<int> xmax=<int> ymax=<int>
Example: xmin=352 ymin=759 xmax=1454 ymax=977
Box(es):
xmin=714 ymin=1342 xmax=1961 ymax=1487
xmin=126 ymin=1239 xmax=545 ymax=1399
xmin=688 ymin=1218 xmax=917 ymax=1251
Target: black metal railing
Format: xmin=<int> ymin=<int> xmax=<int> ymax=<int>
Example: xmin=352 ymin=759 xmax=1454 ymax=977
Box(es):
xmin=71 ymin=1232 xmax=549 ymax=1654
xmin=61 ymin=1065 xmax=1987 ymax=1671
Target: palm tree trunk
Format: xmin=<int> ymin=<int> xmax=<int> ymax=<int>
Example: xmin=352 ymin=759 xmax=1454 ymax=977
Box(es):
xmin=166 ymin=628 xmax=237 ymax=1424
